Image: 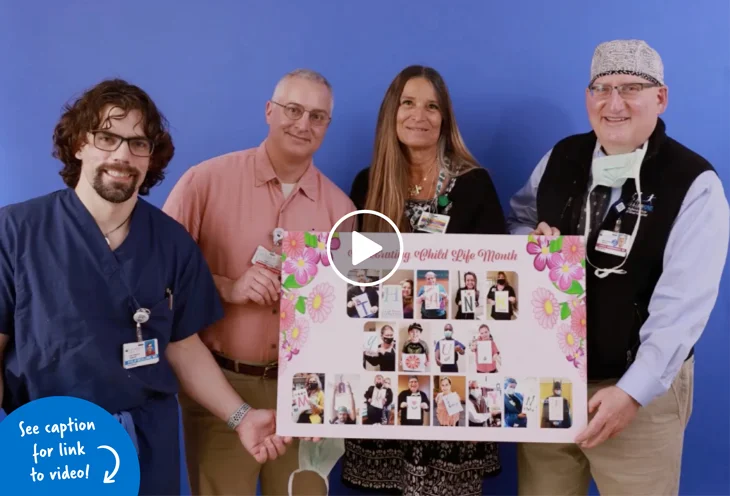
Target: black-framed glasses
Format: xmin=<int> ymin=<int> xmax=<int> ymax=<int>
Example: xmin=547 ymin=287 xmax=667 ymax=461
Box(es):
xmin=90 ymin=130 xmax=155 ymax=157
xmin=270 ymin=100 xmax=331 ymax=126
xmin=588 ymin=82 xmax=660 ymax=99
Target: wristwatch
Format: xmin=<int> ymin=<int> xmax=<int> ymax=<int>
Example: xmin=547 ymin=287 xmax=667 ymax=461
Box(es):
xmin=227 ymin=402 xmax=252 ymax=430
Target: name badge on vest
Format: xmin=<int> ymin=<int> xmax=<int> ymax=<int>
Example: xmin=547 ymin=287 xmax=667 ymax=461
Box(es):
xmin=252 ymin=245 xmax=282 ymax=274
xmin=123 ymin=338 xmax=160 ymax=369
xmin=417 ymin=212 xmax=450 ymax=234
xmin=595 ymin=230 xmax=632 ymax=258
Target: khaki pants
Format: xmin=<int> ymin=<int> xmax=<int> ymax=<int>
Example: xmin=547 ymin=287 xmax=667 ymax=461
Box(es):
xmin=518 ymin=357 xmax=694 ymax=496
xmin=179 ymin=367 xmax=327 ymax=496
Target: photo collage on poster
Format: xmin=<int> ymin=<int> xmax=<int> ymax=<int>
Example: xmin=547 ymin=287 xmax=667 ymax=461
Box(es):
xmin=291 ymin=268 xmax=574 ymax=429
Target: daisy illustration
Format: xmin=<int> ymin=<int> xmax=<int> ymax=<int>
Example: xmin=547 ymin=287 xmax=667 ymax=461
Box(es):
xmin=287 ymin=318 xmax=310 ymax=349
xmin=282 ymin=231 xmax=306 ymax=260
xmin=532 ymin=287 xmax=560 ymax=329
xmin=570 ymin=302 xmax=587 ymax=338
xmin=279 ymin=297 xmax=295 ymax=332
xmin=557 ymin=324 xmax=580 ymax=356
xmin=307 ymin=283 xmax=335 ymax=323
xmin=562 ymin=236 xmax=586 ymax=265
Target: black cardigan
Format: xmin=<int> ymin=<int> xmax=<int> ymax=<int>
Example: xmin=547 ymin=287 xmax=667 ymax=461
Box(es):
xmin=349 ymin=166 xmax=507 ymax=235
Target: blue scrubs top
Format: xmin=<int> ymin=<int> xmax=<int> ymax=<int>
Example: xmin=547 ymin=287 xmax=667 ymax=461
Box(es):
xmin=0 ymin=188 xmax=224 ymax=495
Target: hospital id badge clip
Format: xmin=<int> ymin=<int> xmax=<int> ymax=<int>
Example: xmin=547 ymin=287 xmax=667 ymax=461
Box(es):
xmin=123 ymin=308 xmax=159 ymax=369
xmin=252 ymin=245 xmax=282 ymax=274
xmin=595 ymin=230 xmax=632 ymax=258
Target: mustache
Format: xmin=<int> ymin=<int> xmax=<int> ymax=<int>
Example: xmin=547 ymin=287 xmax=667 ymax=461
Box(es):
xmin=98 ymin=164 xmax=139 ymax=176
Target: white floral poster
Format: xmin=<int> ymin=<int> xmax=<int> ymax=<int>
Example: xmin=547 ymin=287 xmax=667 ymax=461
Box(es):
xmin=276 ymin=232 xmax=588 ymax=442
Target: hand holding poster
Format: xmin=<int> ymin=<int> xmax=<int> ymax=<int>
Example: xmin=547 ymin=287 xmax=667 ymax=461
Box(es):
xmin=276 ymin=232 xmax=588 ymax=442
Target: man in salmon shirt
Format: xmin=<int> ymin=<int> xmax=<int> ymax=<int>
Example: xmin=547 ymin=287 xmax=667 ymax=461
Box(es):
xmin=163 ymin=68 xmax=356 ymax=496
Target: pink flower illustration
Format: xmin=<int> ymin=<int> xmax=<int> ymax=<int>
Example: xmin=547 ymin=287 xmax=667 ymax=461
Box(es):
xmin=279 ymin=297 xmax=295 ymax=332
xmin=282 ymin=232 xmax=305 ymax=260
xmin=568 ymin=294 xmax=585 ymax=310
xmin=567 ymin=346 xmax=585 ymax=370
xmin=282 ymin=289 xmax=300 ymax=302
xmin=532 ymin=287 xmax=560 ymax=329
xmin=577 ymin=354 xmax=587 ymax=382
xmin=280 ymin=339 xmax=299 ymax=361
xmin=283 ymin=247 xmax=319 ymax=285
xmin=307 ymin=283 xmax=335 ymax=323
xmin=562 ymin=236 xmax=586 ymax=265
xmin=527 ymin=237 xmax=561 ymax=271
xmin=549 ymin=255 xmax=585 ymax=291
xmin=287 ymin=318 xmax=310 ymax=349
xmin=316 ymin=233 xmax=330 ymax=266
xmin=557 ymin=324 xmax=580 ymax=356
xmin=571 ymin=302 xmax=587 ymax=338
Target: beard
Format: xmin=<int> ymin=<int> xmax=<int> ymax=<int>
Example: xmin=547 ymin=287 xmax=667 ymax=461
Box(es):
xmin=92 ymin=164 xmax=140 ymax=203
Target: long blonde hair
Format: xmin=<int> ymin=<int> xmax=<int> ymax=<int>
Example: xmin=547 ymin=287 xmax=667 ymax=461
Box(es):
xmin=362 ymin=65 xmax=480 ymax=233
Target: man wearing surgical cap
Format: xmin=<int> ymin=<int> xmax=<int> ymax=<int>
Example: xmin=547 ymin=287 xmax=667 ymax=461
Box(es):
xmin=507 ymin=39 xmax=729 ymax=495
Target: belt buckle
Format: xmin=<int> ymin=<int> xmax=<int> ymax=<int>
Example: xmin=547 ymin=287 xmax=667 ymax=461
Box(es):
xmin=263 ymin=362 xmax=278 ymax=379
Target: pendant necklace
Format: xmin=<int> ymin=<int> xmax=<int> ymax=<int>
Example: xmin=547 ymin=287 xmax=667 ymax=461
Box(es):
xmin=104 ymin=211 xmax=133 ymax=246
xmin=408 ymin=160 xmax=436 ymax=198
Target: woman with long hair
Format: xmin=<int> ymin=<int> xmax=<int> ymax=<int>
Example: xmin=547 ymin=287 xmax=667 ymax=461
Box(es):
xmin=342 ymin=65 xmax=504 ymax=496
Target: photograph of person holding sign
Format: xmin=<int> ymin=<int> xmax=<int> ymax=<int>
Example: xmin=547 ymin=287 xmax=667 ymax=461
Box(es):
xmin=346 ymin=269 xmax=380 ymax=318
xmin=470 ymin=324 xmax=501 ymax=373
xmin=416 ymin=270 xmax=449 ymax=319
xmin=327 ymin=376 xmax=357 ymax=425
xmin=363 ymin=374 xmax=394 ymax=425
xmin=433 ymin=323 xmax=466 ymax=373
xmin=363 ymin=323 xmax=397 ymax=372
xmin=454 ymin=271 xmax=482 ymax=319
xmin=397 ymin=376 xmax=431 ymax=426
xmin=400 ymin=323 xmax=431 ymax=372
xmin=434 ymin=376 xmax=465 ymax=426
xmin=292 ymin=374 xmax=325 ymax=424
xmin=487 ymin=271 xmax=518 ymax=320
xmin=540 ymin=379 xmax=572 ymax=429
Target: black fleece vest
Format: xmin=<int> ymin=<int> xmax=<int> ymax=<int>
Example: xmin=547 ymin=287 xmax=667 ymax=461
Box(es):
xmin=536 ymin=119 xmax=714 ymax=380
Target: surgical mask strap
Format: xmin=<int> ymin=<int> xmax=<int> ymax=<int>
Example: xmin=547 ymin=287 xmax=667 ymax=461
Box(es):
xmin=584 ymin=142 xmax=646 ymax=278
xmin=288 ymin=468 xmax=329 ymax=496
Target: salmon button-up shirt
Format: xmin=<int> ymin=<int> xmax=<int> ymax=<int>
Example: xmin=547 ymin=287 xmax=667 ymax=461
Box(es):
xmin=163 ymin=140 xmax=356 ymax=364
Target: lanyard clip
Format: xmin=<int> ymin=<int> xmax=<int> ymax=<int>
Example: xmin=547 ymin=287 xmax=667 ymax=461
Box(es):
xmin=133 ymin=308 xmax=151 ymax=343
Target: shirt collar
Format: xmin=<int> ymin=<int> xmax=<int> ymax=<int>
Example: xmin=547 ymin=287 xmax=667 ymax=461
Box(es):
xmin=254 ymin=140 xmax=319 ymax=202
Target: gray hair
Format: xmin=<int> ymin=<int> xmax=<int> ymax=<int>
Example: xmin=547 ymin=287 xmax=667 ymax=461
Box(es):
xmin=272 ymin=68 xmax=334 ymax=110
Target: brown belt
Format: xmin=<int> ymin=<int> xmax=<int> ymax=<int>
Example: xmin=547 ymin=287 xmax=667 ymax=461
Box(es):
xmin=213 ymin=353 xmax=278 ymax=379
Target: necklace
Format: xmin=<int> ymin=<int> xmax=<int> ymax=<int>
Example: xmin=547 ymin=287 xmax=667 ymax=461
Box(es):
xmin=104 ymin=211 xmax=133 ymax=246
xmin=408 ymin=160 xmax=437 ymax=198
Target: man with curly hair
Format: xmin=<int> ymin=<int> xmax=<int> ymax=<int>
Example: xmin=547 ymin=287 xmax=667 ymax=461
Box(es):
xmin=0 ymin=79 xmax=291 ymax=495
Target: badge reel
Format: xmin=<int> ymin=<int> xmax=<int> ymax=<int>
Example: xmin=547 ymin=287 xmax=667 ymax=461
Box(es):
xmin=123 ymin=308 xmax=159 ymax=370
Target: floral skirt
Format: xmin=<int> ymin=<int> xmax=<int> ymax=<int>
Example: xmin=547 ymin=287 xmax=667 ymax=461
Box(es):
xmin=341 ymin=439 xmax=501 ymax=496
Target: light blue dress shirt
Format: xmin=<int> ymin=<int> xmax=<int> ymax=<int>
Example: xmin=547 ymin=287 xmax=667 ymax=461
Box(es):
xmin=506 ymin=146 xmax=730 ymax=407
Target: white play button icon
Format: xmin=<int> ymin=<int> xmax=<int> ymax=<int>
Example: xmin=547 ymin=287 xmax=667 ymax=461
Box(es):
xmin=326 ymin=210 xmax=404 ymax=287
xmin=351 ymin=231 xmax=383 ymax=266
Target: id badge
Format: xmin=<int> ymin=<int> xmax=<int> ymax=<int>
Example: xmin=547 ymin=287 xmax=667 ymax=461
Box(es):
xmin=252 ymin=245 xmax=282 ymax=274
xmin=123 ymin=338 xmax=160 ymax=369
xmin=595 ymin=230 xmax=632 ymax=258
xmin=416 ymin=212 xmax=450 ymax=234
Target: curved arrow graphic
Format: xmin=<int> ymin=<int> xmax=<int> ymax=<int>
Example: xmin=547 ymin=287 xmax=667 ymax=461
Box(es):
xmin=97 ymin=445 xmax=120 ymax=483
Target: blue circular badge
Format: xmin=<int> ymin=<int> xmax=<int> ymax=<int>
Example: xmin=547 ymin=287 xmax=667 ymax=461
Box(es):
xmin=0 ymin=396 xmax=140 ymax=495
